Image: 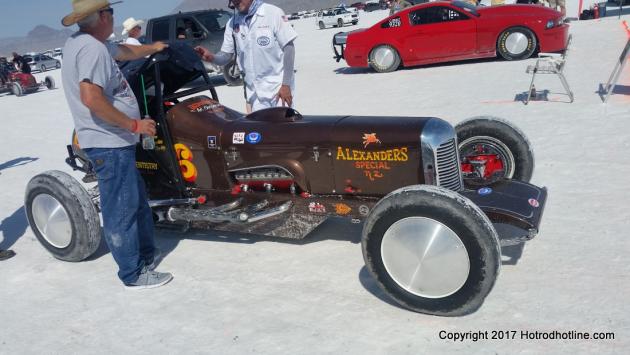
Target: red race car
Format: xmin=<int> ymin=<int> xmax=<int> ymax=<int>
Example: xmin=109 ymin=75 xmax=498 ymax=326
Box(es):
xmin=333 ymin=0 xmax=569 ymax=72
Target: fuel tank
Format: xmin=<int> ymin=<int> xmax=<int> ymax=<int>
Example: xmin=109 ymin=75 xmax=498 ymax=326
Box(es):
xmin=167 ymin=96 xmax=441 ymax=195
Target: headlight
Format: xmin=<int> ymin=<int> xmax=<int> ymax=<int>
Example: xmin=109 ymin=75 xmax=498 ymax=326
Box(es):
xmin=546 ymin=20 xmax=555 ymax=29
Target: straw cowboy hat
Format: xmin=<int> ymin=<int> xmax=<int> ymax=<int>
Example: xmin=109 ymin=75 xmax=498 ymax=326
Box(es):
xmin=62 ymin=0 xmax=122 ymax=27
xmin=121 ymin=17 xmax=144 ymax=36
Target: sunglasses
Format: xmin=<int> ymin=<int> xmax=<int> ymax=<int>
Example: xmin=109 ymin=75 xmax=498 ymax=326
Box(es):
xmin=99 ymin=8 xmax=114 ymax=15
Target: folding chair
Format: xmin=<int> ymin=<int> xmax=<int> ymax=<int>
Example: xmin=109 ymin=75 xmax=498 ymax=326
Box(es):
xmin=525 ymin=34 xmax=574 ymax=104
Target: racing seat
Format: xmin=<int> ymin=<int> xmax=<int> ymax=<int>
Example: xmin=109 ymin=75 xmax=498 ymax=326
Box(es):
xmin=525 ymin=34 xmax=573 ymax=104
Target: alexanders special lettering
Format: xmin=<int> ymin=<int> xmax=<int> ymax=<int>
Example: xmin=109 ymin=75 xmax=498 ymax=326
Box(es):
xmin=336 ymin=147 xmax=408 ymax=162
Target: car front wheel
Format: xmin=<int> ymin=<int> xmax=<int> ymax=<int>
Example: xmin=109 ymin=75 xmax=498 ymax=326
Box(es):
xmin=362 ymin=185 xmax=501 ymax=316
xmin=369 ymin=45 xmax=401 ymax=73
xmin=456 ymin=116 xmax=534 ymax=187
xmin=319 ymin=21 xmax=325 ymax=29
xmin=497 ymin=26 xmax=537 ymax=60
xmin=337 ymin=19 xmax=344 ymax=27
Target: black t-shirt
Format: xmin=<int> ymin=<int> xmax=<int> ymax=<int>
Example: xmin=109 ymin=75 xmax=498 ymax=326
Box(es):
xmin=12 ymin=56 xmax=31 ymax=74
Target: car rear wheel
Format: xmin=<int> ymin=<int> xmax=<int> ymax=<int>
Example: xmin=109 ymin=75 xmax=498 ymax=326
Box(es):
xmin=338 ymin=18 xmax=344 ymax=27
xmin=25 ymin=171 xmax=101 ymax=262
xmin=369 ymin=45 xmax=401 ymax=73
xmin=362 ymin=185 xmax=500 ymax=316
xmin=497 ymin=26 xmax=537 ymax=60
xmin=11 ymin=82 xmax=23 ymax=96
xmin=456 ymin=116 xmax=534 ymax=187
xmin=319 ymin=21 xmax=325 ymax=29
xmin=45 ymin=76 xmax=55 ymax=90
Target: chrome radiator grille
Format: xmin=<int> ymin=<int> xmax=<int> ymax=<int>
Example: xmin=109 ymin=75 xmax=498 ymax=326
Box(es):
xmin=435 ymin=139 xmax=463 ymax=191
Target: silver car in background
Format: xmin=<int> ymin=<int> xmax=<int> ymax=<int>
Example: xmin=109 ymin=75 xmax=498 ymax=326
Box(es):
xmin=25 ymin=54 xmax=61 ymax=73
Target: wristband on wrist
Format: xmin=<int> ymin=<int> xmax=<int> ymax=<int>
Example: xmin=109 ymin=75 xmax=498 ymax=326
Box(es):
xmin=131 ymin=120 xmax=138 ymax=133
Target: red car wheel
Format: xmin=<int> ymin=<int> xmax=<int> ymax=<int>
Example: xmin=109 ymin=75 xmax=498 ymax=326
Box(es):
xmin=497 ymin=27 xmax=537 ymax=60
xmin=369 ymin=45 xmax=401 ymax=73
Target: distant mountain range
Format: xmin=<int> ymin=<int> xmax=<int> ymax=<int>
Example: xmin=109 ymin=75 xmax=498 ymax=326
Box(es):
xmin=0 ymin=0 xmax=346 ymax=57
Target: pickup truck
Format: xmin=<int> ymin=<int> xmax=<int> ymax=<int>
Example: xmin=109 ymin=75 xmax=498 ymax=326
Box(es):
xmin=316 ymin=8 xmax=359 ymax=29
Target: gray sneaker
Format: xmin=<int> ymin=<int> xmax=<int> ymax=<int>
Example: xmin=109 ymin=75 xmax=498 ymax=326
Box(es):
xmin=146 ymin=248 xmax=163 ymax=271
xmin=125 ymin=270 xmax=173 ymax=290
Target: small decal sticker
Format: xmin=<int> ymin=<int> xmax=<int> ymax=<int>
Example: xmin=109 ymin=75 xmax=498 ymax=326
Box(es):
xmin=334 ymin=203 xmax=352 ymax=215
xmin=362 ymin=133 xmax=382 ymax=148
xmin=478 ymin=187 xmax=493 ymax=196
xmin=136 ymin=161 xmax=158 ymax=170
xmin=233 ymin=132 xmax=245 ymax=144
xmin=528 ymin=198 xmax=539 ymax=208
xmin=207 ymin=136 xmax=217 ymax=149
xmin=359 ymin=205 xmax=370 ymax=216
xmin=308 ymin=202 xmax=326 ymax=213
xmin=246 ymin=132 xmax=262 ymax=144
xmin=257 ymin=36 xmax=270 ymax=46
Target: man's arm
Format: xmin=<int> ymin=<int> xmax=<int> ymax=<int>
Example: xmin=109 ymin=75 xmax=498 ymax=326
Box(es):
xmin=80 ymin=81 xmax=155 ymax=136
xmin=276 ymin=41 xmax=295 ymax=107
xmin=114 ymin=42 xmax=168 ymax=62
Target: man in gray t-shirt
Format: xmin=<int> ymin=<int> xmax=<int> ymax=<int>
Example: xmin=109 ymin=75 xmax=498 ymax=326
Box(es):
xmin=61 ymin=0 xmax=172 ymax=289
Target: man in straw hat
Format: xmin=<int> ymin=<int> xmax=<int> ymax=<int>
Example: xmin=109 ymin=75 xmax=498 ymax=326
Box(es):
xmin=61 ymin=0 xmax=172 ymax=289
xmin=121 ymin=17 xmax=144 ymax=45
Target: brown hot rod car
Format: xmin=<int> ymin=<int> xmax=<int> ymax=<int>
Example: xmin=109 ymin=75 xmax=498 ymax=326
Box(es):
xmin=25 ymin=45 xmax=546 ymax=316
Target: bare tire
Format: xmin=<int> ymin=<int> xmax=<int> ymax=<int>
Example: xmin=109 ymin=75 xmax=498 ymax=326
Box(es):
xmin=497 ymin=26 xmax=537 ymax=60
xmin=11 ymin=82 xmax=23 ymax=96
xmin=456 ymin=116 xmax=534 ymax=187
xmin=369 ymin=45 xmax=401 ymax=73
xmin=319 ymin=21 xmax=325 ymax=29
xmin=338 ymin=18 xmax=344 ymax=27
xmin=25 ymin=170 xmax=101 ymax=262
xmin=222 ymin=57 xmax=243 ymax=86
xmin=362 ymin=185 xmax=500 ymax=316
xmin=45 ymin=76 xmax=55 ymax=89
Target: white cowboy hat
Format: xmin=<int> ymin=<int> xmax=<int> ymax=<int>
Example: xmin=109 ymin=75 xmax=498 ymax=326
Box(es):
xmin=62 ymin=0 xmax=122 ymax=27
xmin=121 ymin=17 xmax=144 ymax=36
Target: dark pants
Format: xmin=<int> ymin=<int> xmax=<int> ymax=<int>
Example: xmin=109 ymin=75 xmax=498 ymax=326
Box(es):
xmin=84 ymin=145 xmax=155 ymax=284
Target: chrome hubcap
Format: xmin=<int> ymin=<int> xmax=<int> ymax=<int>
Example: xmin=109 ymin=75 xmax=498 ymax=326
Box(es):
xmin=505 ymin=32 xmax=528 ymax=55
xmin=32 ymin=194 xmax=72 ymax=248
xmin=373 ymin=47 xmax=395 ymax=68
xmin=459 ymin=136 xmax=516 ymax=179
xmin=381 ymin=217 xmax=470 ymax=298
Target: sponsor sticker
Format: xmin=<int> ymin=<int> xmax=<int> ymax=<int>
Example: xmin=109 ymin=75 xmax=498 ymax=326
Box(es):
xmin=528 ymin=198 xmax=540 ymax=208
xmin=233 ymin=132 xmax=245 ymax=144
xmin=334 ymin=203 xmax=352 ymax=215
xmin=308 ymin=202 xmax=326 ymax=213
xmin=257 ymin=36 xmax=270 ymax=46
xmin=136 ymin=161 xmax=158 ymax=170
xmin=207 ymin=136 xmax=217 ymax=149
xmin=477 ymin=187 xmax=493 ymax=195
xmin=359 ymin=205 xmax=370 ymax=216
xmin=246 ymin=132 xmax=262 ymax=144
xmin=362 ymin=133 xmax=382 ymax=148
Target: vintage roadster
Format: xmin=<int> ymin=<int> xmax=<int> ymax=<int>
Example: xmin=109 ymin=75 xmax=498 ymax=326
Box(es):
xmin=25 ymin=45 xmax=546 ymax=316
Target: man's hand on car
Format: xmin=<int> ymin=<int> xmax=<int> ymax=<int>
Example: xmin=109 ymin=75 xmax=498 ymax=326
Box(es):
xmin=194 ymin=46 xmax=214 ymax=62
xmin=151 ymin=41 xmax=169 ymax=53
xmin=276 ymin=85 xmax=293 ymax=107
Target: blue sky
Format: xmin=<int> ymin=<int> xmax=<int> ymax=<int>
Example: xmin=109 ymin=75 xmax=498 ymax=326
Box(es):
xmin=0 ymin=0 xmax=180 ymax=38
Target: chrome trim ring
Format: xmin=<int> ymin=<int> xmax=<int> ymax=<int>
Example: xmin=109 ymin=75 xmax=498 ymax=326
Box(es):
xmin=504 ymin=32 xmax=528 ymax=56
xmin=381 ymin=217 xmax=470 ymax=298
xmin=459 ymin=135 xmax=516 ymax=179
xmin=372 ymin=46 xmax=396 ymax=69
xmin=32 ymin=194 xmax=72 ymax=248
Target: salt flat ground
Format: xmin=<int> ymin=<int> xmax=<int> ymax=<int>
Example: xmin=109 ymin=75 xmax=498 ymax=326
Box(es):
xmin=1 ymin=9 xmax=630 ymax=355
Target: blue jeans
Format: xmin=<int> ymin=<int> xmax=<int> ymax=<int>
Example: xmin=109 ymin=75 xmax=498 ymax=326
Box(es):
xmin=84 ymin=145 xmax=156 ymax=284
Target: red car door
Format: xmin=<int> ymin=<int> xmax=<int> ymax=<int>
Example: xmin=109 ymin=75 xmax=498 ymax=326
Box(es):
xmin=404 ymin=5 xmax=477 ymax=62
